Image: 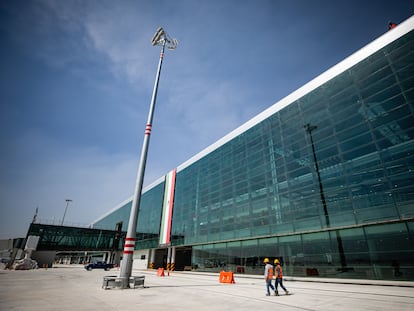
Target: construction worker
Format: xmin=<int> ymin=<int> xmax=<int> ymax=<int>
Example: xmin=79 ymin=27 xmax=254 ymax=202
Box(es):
xmin=388 ymin=21 xmax=397 ymax=30
xmin=263 ymin=258 xmax=275 ymax=296
xmin=274 ymin=259 xmax=289 ymax=295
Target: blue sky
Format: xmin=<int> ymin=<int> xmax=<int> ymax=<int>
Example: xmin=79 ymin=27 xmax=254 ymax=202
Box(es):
xmin=0 ymin=0 xmax=413 ymax=239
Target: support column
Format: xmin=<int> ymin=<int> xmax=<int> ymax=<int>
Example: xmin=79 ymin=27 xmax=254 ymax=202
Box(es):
xmin=167 ymin=247 xmax=172 ymax=271
xmin=149 ymin=249 xmax=155 ymax=269
xmin=171 ymin=247 xmax=176 ymax=271
xmin=107 ymin=251 xmax=111 ymax=263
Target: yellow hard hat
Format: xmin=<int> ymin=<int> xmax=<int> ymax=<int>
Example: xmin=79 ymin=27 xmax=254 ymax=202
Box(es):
xmin=264 ymin=258 xmax=269 ymax=263
xmin=274 ymin=259 xmax=280 ymax=264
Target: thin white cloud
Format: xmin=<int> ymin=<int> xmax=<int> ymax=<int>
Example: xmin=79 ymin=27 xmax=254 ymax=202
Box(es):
xmin=82 ymin=8 xmax=155 ymax=86
xmin=0 ymin=129 xmax=139 ymax=237
xmin=1 ymin=0 xmax=155 ymax=87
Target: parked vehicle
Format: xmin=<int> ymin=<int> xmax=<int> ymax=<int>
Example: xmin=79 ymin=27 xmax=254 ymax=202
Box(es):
xmin=84 ymin=261 xmax=114 ymax=271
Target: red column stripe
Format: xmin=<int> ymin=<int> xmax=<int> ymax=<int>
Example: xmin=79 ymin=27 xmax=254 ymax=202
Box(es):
xmin=124 ymin=238 xmax=136 ymax=253
xmin=145 ymin=124 xmax=152 ymax=135
xmin=166 ymin=168 xmax=177 ymax=244
xmin=124 ymin=237 xmax=137 ymax=255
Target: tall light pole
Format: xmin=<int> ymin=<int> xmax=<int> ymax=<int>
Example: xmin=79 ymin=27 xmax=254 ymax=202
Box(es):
xmin=304 ymin=124 xmax=329 ymax=226
xmin=118 ymin=27 xmax=177 ymax=288
xmin=304 ymin=123 xmax=349 ymax=272
xmin=61 ymin=199 xmax=72 ymax=225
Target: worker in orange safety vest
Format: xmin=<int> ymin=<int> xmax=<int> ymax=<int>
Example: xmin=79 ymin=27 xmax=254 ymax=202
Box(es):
xmin=274 ymin=259 xmax=289 ymax=296
xmin=263 ymin=258 xmax=275 ymax=296
xmin=388 ymin=21 xmax=397 ymax=30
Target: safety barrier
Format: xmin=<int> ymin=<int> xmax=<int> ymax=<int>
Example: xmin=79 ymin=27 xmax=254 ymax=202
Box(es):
xmin=157 ymin=268 xmax=165 ymax=277
xmin=306 ymin=268 xmax=319 ymax=276
xmin=102 ymin=275 xmax=145 ymax=289
xmin=219 ymin=271 xmax=235 ymax=284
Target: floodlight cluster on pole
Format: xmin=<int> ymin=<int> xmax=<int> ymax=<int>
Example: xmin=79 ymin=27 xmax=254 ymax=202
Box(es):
xmin=117 ymin=27 xmax=177 ymax=289
xmin=151 ymin=27 xmax=178 ymax=50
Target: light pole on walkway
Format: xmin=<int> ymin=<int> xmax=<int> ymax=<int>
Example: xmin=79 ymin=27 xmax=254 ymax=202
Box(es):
xmin=61 ymin=199 xmax=72 ymax=225
xmin=118 ymin=27 xmax=177 ymax=288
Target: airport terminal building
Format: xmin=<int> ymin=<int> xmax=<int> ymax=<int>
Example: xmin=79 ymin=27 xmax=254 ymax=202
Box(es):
xmin=92 ymin=16 xmax=414 ymax=281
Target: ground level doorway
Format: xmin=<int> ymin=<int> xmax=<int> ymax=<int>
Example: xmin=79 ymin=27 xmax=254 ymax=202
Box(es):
xmin=152 ymin=246 xmax=192 ymax=271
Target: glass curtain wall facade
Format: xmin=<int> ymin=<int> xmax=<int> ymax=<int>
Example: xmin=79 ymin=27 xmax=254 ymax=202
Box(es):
xmin=94 ymin=21 xmax=414 ymax=280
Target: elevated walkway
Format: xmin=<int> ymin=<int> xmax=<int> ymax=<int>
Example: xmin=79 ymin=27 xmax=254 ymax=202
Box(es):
xmin=27 ymin=223 xmax=125 ymax=252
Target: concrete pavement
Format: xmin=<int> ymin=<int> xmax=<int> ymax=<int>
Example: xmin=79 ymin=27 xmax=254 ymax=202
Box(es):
xmin=1 ymin=264 xmax=414 ymax=311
